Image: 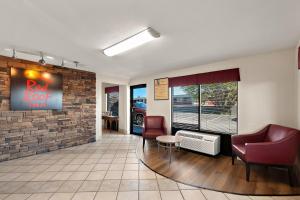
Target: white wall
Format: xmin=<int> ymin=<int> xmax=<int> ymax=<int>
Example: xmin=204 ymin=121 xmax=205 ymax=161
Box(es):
xmin=102 ymin=85 xmax=107 ymax=113
xmin=298 ymin=69 xmax=300 ymax=129
xmin=118 ymin=85 xmax=130 ymax=134
xmin=96 ymin=74 xmax=102 ymax=140
xmin=297 ymin=41 xmax=300 ymax=129
xmin=130 ymin=48 xmax=298 ymax=134
xmin=98 ymin=75 xmax=129 ymax=86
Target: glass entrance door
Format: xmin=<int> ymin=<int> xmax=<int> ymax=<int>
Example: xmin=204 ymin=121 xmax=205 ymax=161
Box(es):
xmin=130 ymin=84 xmax=147 ymax=135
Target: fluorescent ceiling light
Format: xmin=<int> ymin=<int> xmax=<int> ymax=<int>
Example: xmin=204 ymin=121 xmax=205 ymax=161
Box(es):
xmin=103 ymin=27 xmax=160 ymax=57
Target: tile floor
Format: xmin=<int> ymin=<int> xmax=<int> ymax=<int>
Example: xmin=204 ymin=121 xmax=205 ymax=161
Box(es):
xmin=0 ymin=133 xmax=299 ymax=200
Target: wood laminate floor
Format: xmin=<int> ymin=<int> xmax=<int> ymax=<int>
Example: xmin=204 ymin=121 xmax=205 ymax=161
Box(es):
xmin=137 ymin=140 xmax=300 ymax=195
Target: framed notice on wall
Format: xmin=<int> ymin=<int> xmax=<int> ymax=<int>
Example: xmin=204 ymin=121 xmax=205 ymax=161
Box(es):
xmin=154 ymin=78 xmax=169 ymax=100
xmin=10 ymin=67 xmax=63 ymax=110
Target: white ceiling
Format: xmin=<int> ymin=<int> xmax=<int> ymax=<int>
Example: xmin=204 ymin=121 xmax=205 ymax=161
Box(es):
xmin=0 ymin=0 xmax=299 ymax=80
xmin=102 ymin=83 xmax=118 ymax=88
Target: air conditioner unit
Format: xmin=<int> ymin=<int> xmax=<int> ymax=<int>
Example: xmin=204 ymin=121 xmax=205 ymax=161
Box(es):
xmin=175 ymin=130 xmax=220 ymax=156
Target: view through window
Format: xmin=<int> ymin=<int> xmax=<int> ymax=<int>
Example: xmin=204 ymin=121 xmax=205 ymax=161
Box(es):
xmin=172 ymin=82 xmax=238 ymax=134
xmin=107 ymin=92 xmax=119 ymax=116
xmin=172 ymin=85 xmax=199 ymax=131
xmin=131 ymin=86 xmax=147 ymax=135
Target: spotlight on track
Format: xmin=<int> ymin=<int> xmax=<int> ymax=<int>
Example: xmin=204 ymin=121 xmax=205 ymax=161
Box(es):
xmin=38 ymin=52 xmax=46 ymax=65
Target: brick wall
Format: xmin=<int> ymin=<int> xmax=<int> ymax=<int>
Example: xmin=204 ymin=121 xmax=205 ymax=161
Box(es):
xmin=0 ymin=55 xmax=96 ymax=161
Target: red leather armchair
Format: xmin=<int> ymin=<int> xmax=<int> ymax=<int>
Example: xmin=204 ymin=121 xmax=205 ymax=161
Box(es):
xmin=232 ymin=124 xmax=299 ymax=185
xmin=142 ymin=116 xmax=167 ymax=149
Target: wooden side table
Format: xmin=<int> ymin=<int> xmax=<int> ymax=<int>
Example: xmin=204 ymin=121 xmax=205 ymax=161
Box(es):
xmin=102 ymin=115 xmax=119 ymax=133
xmin=156 ymin=135 xmax=182 ymax=164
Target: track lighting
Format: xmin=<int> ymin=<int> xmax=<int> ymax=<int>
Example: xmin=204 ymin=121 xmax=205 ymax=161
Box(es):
xmin=38 ymin=52 xmax=46 ymax=65
xmin=12 ymin=49 xmax=16 ymax=59
xmin=2 ymin=47 xmax=91 ymax=70
xmin=74 ymin=61 xmax=79 ymax=68
xmin=4 ymin=48 xmax=16 ymax=59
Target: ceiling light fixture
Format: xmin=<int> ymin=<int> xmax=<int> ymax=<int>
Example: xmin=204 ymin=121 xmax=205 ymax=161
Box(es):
xmin=61 ymin=59 xmax=65 ymax=67
xmin=103 ymin=27 xmax=160 ymax=57
xmin=12 ymin=49 xmax=16 ymax=59
xmin=38 ymin=52 xmax=46 ymax=65
xmin=74 ymin=61 xmax=79 ymax=68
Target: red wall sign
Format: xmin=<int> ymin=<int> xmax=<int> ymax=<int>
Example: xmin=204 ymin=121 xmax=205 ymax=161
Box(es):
xmin=10 ymin=67 xmax=63 ymax=110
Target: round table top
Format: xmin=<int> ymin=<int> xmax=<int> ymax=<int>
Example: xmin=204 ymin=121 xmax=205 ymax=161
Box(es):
xmin=156 ymin=135 xmax=182 ymax=144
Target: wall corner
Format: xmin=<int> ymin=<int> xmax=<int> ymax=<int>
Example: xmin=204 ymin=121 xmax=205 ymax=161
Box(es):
xmin=96 ymin=73 xmax=102 ymax=140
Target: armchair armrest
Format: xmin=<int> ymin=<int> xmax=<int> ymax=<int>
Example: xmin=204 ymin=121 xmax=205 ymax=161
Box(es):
xmin=245 ymin=134 xmax=299 ymax=165
xmin=232 ymin=125 xmax=270 ymax=145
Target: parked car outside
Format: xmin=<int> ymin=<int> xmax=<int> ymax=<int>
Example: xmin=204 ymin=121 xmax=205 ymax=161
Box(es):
xmin=132 ymin=102 xmax=146 ymax=126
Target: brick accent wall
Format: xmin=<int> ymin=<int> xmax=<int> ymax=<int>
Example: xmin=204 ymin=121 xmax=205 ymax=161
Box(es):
xmin=0 ymin=55 xmax=96 ymax=161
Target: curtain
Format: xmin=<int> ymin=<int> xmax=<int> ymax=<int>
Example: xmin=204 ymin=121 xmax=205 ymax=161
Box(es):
xmin=169 ymin=68 xmax=240 ymax=87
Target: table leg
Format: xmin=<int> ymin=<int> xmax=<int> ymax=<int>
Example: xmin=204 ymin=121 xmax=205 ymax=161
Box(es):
xmin=176 ymin=142 xmax=180 ymax=151
xmin=109 ymin=120 xmax=112 ymax=133
xmin=157 ymin=142 xmax=160 ymax=153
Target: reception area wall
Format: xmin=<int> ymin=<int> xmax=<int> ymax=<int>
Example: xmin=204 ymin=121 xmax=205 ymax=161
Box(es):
xmin=0 ymin=55 xmax=96 ymax=161
xmin=297 ymin=42 xmax=300 ymax=129
xmin=130 ymin=48 xmax=298 ymax=134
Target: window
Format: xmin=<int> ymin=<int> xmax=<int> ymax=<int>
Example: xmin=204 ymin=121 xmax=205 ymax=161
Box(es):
xmin=107 ymin=92 xmax=119 ymax=116
xmin=172 ymin=82 xmax=238 ymax=134
xmin=172 ymin=85 xmax=199 ymax=131
xmin=200 ymin=82 xmax=238 ymax=133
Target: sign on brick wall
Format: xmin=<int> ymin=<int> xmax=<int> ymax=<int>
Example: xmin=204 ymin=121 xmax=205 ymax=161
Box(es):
xmin=10 ymin=67 xmax=63 ymax=110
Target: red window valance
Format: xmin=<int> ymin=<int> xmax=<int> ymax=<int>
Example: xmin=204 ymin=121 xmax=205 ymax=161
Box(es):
xmin=169 ymin=68 xmax=240 ymax=87
xmin=105 ymin=86 xmax=119 ymax=93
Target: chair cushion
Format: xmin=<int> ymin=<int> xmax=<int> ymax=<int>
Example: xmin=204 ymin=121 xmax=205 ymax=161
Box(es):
xmin=143 ymin=129 xmax=165 ymax=139
xmin=146 ymin=116 xmax=163 ymax=129
xmin=232 ymin=144 xmax=246 ymax=161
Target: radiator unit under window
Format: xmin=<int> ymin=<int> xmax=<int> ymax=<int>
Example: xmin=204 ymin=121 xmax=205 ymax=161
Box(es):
xmin=175 ymin=130 xmax=220 ymax=156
